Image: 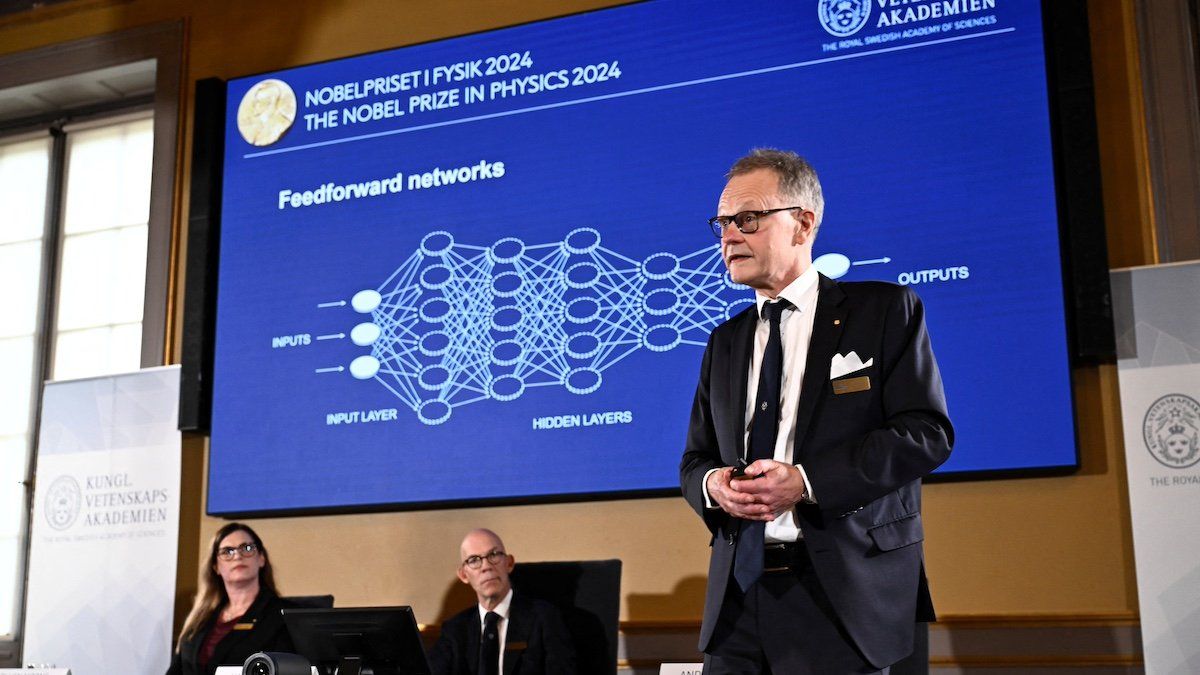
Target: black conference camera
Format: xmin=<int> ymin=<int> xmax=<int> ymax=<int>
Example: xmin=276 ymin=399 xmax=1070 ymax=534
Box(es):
xmin=244 ymin=651 xmax=313 ymax=675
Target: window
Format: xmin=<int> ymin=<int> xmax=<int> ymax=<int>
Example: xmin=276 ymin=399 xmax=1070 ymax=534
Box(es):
xmin=0 ymin=136 xmax=50 ymax=642
xmin=0 ymin=114 xmax=154 ymax=643
xmin=55 ymin=118 xmax=154 ymax=380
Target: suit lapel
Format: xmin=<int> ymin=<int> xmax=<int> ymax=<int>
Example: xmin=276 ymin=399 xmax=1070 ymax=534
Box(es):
xmin=502 ymin=594 xmax=531 ymax=675
xmin=208 ymin=624 xmax=246 ymax=670
xmin=208 ymin=591 xmax=270 ymax=669
xmin=182 ymin=627 xmax=203 ymax=669
xmin=728 ymin=308 xmax=756 ymax=463
xmin=465 ymin=608 xmax=481 ymax=674
xmin=793 ymin=275 xmax=847 ymax=461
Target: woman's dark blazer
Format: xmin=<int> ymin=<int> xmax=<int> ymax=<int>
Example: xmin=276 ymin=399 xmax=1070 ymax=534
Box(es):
xmin=165 ymin=590 xmax=296 ymax=675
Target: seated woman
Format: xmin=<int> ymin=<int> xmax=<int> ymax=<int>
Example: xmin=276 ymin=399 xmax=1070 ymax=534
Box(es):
xmin=166 ymin=523 xmax=295 ymax=675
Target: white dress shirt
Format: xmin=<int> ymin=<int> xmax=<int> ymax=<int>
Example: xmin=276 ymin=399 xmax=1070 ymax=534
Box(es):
xmin=476 ymin=587 xmax=513 ymax=672
xmin=705 ymin=265 xmax=819 ymax=543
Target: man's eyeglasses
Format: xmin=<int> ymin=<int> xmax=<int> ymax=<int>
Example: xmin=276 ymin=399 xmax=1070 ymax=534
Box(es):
xmin=461 ymin=548 xmax=507 ymax=570
xmin=708 ymin=206 xmax=805 ymax=238
xmin=217 ymin=542 xmax=259 ymax=560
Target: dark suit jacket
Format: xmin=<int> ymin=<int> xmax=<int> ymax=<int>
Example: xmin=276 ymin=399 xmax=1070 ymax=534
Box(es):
xmin=428 ymin=591 xmax=577 ymax=675
xmin=680 ymin=275 xmax=954 ymax=669
xmin=165 ymin=590 xmax=295 ymax=675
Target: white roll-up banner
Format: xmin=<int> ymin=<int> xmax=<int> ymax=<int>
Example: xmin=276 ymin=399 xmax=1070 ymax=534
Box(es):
xmin=1112 ymin=262 xmax=1200 ymax=674
xmin=23 ymin=366 xmax=181 ymax=674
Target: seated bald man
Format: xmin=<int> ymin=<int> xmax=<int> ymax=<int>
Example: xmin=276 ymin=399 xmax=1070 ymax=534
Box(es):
xmin=428 ymin=529 xmax=577 ymax=675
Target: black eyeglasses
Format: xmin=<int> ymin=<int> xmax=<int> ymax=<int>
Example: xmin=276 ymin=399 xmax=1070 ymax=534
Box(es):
xmin=461 ymin=548 xmax=507 ymax=570
xmin=217 ymin=542 xmax=259 ymax=560
xmin=708 ymin=206 xmax=805 ymax=238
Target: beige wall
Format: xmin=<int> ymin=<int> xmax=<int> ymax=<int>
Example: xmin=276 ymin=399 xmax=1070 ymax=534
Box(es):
xmin=0 ymin=0 xmax=1153 ymax=632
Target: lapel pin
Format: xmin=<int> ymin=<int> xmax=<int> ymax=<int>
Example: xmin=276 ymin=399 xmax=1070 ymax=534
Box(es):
xmin=833 ymin=319 xmax=841 ymax=325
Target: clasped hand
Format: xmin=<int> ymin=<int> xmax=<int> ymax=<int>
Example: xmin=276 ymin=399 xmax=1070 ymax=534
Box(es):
xmin=706 ymin=460 xmax=806 ymax=521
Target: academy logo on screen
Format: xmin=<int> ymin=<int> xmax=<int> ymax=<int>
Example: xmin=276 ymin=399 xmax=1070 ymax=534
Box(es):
xmin=237 ymin=78 xmax=298 ymax=147
xmin=819 ymin=0 xmax=871 ymax=37
xmin=1143 ymin=394 xmax=1200 ymax=469
xmin=44 ymin=475 xmax=82 ymax=531
xmin=818 ymin=0 xmax=1002 ymax=55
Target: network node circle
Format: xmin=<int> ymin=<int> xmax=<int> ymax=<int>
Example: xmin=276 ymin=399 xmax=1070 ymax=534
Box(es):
xmin=492 ymin=339 xmax=524 ymax=366
xmin=564 ymin=367 xmax=603 ymax=395
xmin=641 ymin=252 xmax=679 ymax=280
xmin=814 ymin=252 xmax=851 ymax=279
xmin=563 ymin=227 xmax=601 ymax=254
xmin=419 ymin=330 xmax=451 ymax=357
xmin=643 ymin=288 xmax=679 ymax=316
xmin=725 ymin=298 xmax=755 ymax=320
xmin=418 ymin=399 xmax=452 ymax=425
xmin=643 ymin=324 xmax=681 ymax=352
xmin=419 ymin=298 xmax=451 ymax=323
xmin=490 ymin=374 xmax=525 ymax=401
xmin=492 ymin=271 xmax=523 ymax=298
xmin=564 ymin=262 xmax=602 ymax=289
xmin=565 ymin=297 xmax=601 ymax=324
xmin=350 ymin=322 xmax=382 ymax=346
xmin=420 ymin=230 xmax=455 ymax=256
xmin=489 ymin=237 xmax=526 ymax=264
xmin=420 ymin=264 xmax=454 ymax=290
xmin=491 ymin=306 xmax=523 ymax=331
xmin=723 ymin=272 xmax=749 ymax=291
xmin=565 ymin=332 xmax=601 ymax=359
xmin=349 ymin=355 xmax=380 ymax=379
xmin=351 ymin=289 xmax=382 ymax=313
xmin=419 ymin=365 xmax=451 ymax=391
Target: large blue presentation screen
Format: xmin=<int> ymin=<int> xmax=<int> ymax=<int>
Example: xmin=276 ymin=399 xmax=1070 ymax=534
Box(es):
xmin=209 ymin=0 xmax=1078 ymax=515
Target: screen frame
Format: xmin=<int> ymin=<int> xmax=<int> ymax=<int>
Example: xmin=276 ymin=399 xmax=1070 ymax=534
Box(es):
xmin=196 ymin=0 xmax=1104 ymax=517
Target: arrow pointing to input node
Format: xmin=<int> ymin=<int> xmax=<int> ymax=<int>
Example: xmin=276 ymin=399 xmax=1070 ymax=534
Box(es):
xmin=317 ymin=300 xmax=346 ymax=308
xmin=315 ymin=366 xmax=344 ymax=373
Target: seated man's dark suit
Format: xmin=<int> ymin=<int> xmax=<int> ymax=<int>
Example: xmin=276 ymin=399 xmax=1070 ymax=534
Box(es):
xmin=428 ymin=591 xmax=577 ymax=675
xmin=680 ymin=276 xmax=953 ymax=669
xmin=166 ymin=590 xmax=296 ymax=675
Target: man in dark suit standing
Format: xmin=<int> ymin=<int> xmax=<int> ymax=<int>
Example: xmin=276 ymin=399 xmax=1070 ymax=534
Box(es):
xmin=680 ymin=149 xmax=954 ymax=673
xmin=428 ymin=529 xmax=576 ymax=675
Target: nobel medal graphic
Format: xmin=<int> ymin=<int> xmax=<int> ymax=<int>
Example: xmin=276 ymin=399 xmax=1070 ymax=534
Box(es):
xmin=237 ymin=78 xmax=297 ymax=147
xmin=1143 ymin=394 xmax=1200 ymax=469
xmin=45 ymin=475 xmax=82 ymax=530
xmin=818 ymin=0 xmax=871 ymax=38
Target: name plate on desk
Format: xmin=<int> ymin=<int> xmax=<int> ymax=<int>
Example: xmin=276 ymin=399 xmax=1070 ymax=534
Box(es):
xmin=659 ymin=665 xmax=704 ymax=675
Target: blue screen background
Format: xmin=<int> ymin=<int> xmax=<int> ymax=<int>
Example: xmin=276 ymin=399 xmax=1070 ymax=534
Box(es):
xmin=209 ymin=0 xmax=1078 ymax=514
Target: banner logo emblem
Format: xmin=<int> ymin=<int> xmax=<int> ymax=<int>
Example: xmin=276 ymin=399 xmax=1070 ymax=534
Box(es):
xmin=818 ymin=0 xmax=872 ymax=37
xmin=45 ymin=475 xmax=82 ymax=530
xmin=1143 ymin=394 xmax=1200 ymax=469
xmin=237 ymin=78 xmax=297 ymax=147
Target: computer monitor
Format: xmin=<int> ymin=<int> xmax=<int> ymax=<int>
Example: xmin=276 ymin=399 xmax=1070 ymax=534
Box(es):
xmin=281 ymin=606 xmax=431 ymax=675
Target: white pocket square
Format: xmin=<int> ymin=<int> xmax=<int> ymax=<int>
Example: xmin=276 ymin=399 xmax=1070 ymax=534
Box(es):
xmin=830 ymin=351 xmax=873 ymax=379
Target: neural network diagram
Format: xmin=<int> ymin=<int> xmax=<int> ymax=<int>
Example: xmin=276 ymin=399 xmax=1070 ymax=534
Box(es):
xmin=317 ymin=228 xmax=888 ymax=424
xmin=334 ymin=227 xmax=753 ymax=425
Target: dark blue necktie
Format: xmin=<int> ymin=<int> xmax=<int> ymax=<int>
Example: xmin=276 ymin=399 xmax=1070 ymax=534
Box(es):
xmin=733 ymin=299 xmax=789 ymax=592
xmin=480 ymin=610 xmax=500 ymax=675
